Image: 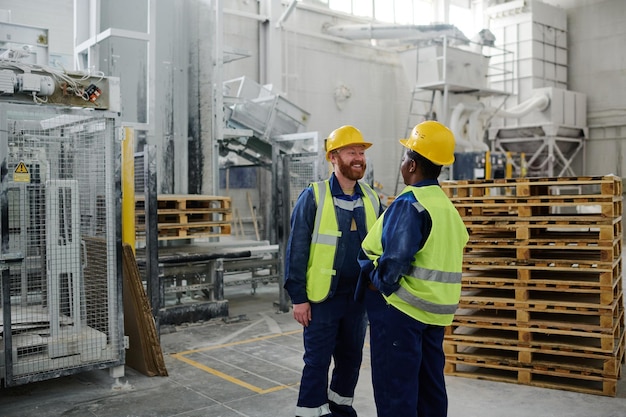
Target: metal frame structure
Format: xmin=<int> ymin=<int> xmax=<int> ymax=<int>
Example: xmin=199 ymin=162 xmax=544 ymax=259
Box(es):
xmin=0 ymin=102 xmax=124 ymax=387
xmin=271 ymin=132 xmax=325 ymax=313
xmin=404 ymin=34 xmax=514 ymax=130
xmin=490 ymin=126 xmax=587 ymax=178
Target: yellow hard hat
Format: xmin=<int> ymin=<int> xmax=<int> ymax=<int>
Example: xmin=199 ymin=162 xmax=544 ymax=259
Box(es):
xmin=325 ymin=125 xmax=372 ymax=161
xmin=400 ymin=120 xmax=455 ymax=165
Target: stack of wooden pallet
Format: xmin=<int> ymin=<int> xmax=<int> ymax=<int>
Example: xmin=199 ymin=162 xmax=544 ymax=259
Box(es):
xmin=135 ymin=194 xmax=232 ymax=241
xmin=442 ymin=175 xmax=624 ymax=397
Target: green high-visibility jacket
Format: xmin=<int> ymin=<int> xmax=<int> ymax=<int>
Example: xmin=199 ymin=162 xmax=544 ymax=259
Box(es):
xmin=306 ymin=180 xmax=380 ymax=302
xmin=362 ymin=185 xmax=468 ymax=325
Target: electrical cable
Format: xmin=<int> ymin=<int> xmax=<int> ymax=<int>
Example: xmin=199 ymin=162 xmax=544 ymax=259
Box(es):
xmin=0 ymin=56 xmax=105 ymax=102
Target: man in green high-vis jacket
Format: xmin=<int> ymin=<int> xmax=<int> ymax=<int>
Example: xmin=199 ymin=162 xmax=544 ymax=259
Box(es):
xmin=285 ymin=125 xmax=382 ymax=417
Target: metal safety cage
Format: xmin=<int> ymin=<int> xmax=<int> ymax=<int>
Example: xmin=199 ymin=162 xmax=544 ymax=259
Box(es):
xmin=0 ymin=102 xmax=123 ymax=387
xmin=271 ymin=132 xmax=324 ymax=312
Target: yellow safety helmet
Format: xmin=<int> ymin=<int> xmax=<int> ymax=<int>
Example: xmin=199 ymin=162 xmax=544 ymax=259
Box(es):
xmin=325 ymin=125 xmax=372 ymax=161
xmin=400 ymin=120 xmax=455 ymax=165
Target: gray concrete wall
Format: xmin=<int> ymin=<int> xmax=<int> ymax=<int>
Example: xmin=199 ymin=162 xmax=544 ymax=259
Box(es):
xmin=223 ymin=2 xmax=411 ymax=197
xmin=542 ymin=0 xmax=626 ymax=178
xmin=569 ymin=0 xmax=626 ymax=178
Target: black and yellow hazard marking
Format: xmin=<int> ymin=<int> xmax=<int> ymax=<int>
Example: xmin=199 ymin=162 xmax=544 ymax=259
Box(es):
xmin=13 ymin=161 xmax=30 ymax=183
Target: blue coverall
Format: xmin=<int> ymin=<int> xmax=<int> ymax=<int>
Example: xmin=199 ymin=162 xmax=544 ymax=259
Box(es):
xmin=285 ymin=173 xmax=381 ymax=417
xmin=357 ymin=179 xmax=448 ymax=417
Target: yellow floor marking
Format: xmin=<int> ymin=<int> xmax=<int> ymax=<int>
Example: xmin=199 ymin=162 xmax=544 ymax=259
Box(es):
xmin=175 ymin=329 xmax=302 ymax=355
xmin=170 ymin=329 xmax=303 ymax=394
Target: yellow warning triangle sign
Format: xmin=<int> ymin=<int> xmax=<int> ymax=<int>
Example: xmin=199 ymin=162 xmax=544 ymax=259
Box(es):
xmin=15 ymin=162 xmax=29 ymax=174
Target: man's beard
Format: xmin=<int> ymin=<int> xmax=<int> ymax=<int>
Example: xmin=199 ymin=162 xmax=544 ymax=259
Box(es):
xmin=337 ymin=156 xmax=366 ymax=181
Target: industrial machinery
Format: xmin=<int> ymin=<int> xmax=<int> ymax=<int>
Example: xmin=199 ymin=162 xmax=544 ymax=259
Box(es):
xmin=0 ymin=20 xmax=120 ymax=112
xmin=452 ymin=150 xmax=527 ymax=180
xmin=392 ymin=0 xmax=585 ymax=183
xmin=0 ymin=62 xmax=124 ymax=385
xmin=222 ymin=76 xmax=311 ymax=167
xmin=398 ymin=12 xmax=585 ymax=181
xmin=219 ymin=76 xmax=321 ymax=313
xmin=0 ymin=61 xmax=120 ymax=112
xmin=488 ymin=87 xmax=586 ymax=178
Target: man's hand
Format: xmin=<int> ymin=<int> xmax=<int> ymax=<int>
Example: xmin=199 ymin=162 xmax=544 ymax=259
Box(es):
xmin=292 ymin=302 xmax=311 ymax=327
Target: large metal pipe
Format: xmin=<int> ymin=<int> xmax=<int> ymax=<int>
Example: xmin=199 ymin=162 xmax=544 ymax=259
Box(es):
xmin=490 ymin=93 xmax=550 ymax=119
xmin=323 ymin=23 xmax=467 ymax=42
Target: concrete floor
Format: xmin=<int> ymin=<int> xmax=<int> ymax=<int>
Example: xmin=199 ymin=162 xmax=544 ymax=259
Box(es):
xmin=1 ymin=281 xmax=625 ymax=417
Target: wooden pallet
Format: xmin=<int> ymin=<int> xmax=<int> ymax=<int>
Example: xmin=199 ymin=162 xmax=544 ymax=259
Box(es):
xmin=462 ymin=268 xmax=622 ymax=296
xmin=462 ymin=215 xmax=621 ymax=239
xmin=444 ymin=321 xmax=626 ymax=397
xmin=465 ymin=233 xmax=622 ymax=261
xmin=466 ymin=247 xmax=619 ymax=266
xmin=136 ymin=222 xmax=232 ymax=240
xmin=135 ymin=194 xmax=232 ymax=241
xmin=452 ymin=293 xmax=624 ymax=352
xmin=446 ymin=325 xmax=624 ymax=359
xmin=442 ymin=176 xmax=625 ymax=396
xmin=445 ymin=332 xmax=625 ymax=378
xmin=450 ymin=198 xmax=622 ymax=219
xmin=458 ymin=287 xmax=622 ymax=311
xmin=442 ymin=175 xmax=623 ymax=219
xmin=444 ymin=347 xmax=623 ymax=397
xmin=463 ymin=255 xmax=617 ymax=274
xmin=442 ymin=175 xmax=623 ymax=198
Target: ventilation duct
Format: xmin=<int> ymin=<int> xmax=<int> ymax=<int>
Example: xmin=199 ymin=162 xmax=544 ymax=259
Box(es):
xmin=323 ymin=23 xmax=469 ymax=43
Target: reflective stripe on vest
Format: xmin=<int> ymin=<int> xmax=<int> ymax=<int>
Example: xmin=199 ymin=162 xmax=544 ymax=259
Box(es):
xmin=306 ymin=180 xmax=379 ymax=302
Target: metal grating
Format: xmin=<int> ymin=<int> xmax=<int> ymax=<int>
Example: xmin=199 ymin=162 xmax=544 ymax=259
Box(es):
xmin=286 ymin=154 xmax=321 ymax=212
xmin=134 ymin=151 xmax=145 ymax=192
xmin=0 ymin=103 xmax=123 ymax=386
xmin=273 ymin=132 xmax=325 ymax=213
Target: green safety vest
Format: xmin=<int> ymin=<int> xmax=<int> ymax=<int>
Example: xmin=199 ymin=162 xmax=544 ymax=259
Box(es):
xmin=362 ymin=185 xmax=468 ymax=325
xmin=306 ymin=180 xmax=380 ymax=303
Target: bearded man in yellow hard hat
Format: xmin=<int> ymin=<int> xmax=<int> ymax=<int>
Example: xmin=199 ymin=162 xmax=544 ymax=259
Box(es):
xmin=284 ymin=125 xmax=383 ymax=417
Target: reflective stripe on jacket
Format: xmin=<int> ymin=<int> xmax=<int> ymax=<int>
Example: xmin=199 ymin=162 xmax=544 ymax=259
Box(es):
xmin=306 ymin=180 xmax=380 ymax=302
xmin=362 ymin=185 xmax=468 ymax=325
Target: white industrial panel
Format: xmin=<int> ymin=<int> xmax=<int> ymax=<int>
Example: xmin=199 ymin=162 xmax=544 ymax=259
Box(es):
xmin=575 ymin=91 xmax=587 ymax=127
xmin=563 ymin=92 xmax=577 ymax=126
xmin=555 ymin=29 xmax=567 ymax=49
xmin=556 ymin=47 xmax=568 ymax=67
xmin=518 ymin=58 xmax=543 ymax=79
xmin=417 ymin=45 xmax=490 ymax=88
xmin=528 ymin=0 xmax=567 ymax=31
xmin=516 ymin=87 xmax=587 ymax=128
xmin=517 ymin=40 xmax=544 ymax=60
xmin=556 ymin=65 xmax=568 ymax=84
xmin=517 ymin=20 xmax=533 ymax=42
xmin=544 ymin=63 xmax=556 ymax=81
xmin=544 ymin=44 xmax=556 ymax=64
xmin=542 ymin=25 xmax=556 ymax=46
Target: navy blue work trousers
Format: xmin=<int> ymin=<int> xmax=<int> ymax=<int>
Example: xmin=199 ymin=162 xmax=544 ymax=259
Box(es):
xmin=297 ymin=292 xmax=367 ymax=417
xmin=365 ymin=289 xmax=448 ymax=417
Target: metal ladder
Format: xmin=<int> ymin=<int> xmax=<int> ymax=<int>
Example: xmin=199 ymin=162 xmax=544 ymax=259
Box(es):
xmin=406 ymin=87 xmax=437 ymax=136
